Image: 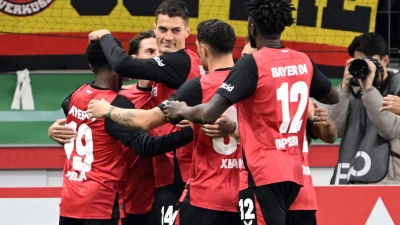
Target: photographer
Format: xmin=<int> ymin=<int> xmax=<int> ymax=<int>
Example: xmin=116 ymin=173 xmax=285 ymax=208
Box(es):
xmin=328 ymin=33 xmax=400 ymax=184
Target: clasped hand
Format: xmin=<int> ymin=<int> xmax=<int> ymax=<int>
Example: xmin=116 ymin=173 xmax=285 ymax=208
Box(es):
xmin=86 ymin=98 xmax=112 ymax=119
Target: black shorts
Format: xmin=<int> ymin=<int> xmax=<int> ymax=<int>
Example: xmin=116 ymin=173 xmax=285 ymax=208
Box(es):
xmin=59 ymin=216 xmax=118 ymax=225
xmin=121 ymin=213 xmax=150 ymax=225
xmin=174 ymin=202 xmax=240 ymax=225
xmin=237 ymin=181 xmax=301 ymax=225
xmin=147 ymin=182 xmax=186 ymax=225
xmin=286 ymin=210 xmax=317 ymax=225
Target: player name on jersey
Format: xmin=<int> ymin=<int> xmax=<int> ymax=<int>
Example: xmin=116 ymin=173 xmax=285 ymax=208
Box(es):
xmin=271 ymin=64 xmax=309 ymax=78
xmin=66 ymin=170 xmax=86 ymax=181
xmin=68 ymin=105 xmax=92 ymax=120
xmin=220 ymin=158 xmax=242 ymax=169
xmin=275 ymin=135 xmax=299 ymax=150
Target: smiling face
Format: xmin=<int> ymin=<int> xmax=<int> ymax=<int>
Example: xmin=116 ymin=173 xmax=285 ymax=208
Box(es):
xmin=154 ymin=14 xmax=189 ymax=53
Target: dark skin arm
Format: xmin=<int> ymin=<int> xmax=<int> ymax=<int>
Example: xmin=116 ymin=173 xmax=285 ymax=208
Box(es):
xmin=316 ymin=87 xmax=339 ymax=105
xmin=310 ymin=101 xmax=337 ymax=143
xmin=164 ymin=94 xmax=232 ymax=124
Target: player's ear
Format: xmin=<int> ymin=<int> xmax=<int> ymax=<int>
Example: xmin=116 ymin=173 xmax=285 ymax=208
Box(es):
xmin=89 ymin=64 xmax=94 ymax=72
xmin=185 ymin=25 xmax=190 ymax=38
xmin=200 ymin=44 xmax=208 ymax=58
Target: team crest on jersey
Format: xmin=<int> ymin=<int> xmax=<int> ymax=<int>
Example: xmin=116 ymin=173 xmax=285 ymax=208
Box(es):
xmin=151 ymin=86 xmax=157 ymax=97
xmin=0 ymin=0 xmax=55 ymax=16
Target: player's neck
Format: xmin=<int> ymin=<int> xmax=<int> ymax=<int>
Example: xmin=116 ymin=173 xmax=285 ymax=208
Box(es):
xmin=208 ymin=54 xmax=234 ymax=72
xmin=93 ymin=72 xmax=119 ymax=91
xmin=257 ymin=37 xmax=282 ymax=50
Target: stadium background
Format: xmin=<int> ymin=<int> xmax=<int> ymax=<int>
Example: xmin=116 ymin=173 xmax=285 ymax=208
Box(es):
xmin=0 ymin=0 xmax=400 ymax=224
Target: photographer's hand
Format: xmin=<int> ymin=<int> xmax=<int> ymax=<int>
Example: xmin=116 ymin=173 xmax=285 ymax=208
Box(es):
xmin=342 ymin=58 xmax=355 ymax=90
xmin=358 ymin=60 xmax=376 ymax=91
xmin=380 ymin=94 xmax=400 ymax=115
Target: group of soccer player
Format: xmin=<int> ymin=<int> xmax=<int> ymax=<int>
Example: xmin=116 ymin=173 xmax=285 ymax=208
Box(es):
xmin=49 ymin=0 xmax=340 ymax=225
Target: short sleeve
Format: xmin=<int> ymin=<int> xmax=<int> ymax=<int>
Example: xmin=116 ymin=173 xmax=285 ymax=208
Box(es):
xmin=309 ymin=59 xmax=333 ymax=100
xmin=217 ymin=55 xmax=258 ymax=104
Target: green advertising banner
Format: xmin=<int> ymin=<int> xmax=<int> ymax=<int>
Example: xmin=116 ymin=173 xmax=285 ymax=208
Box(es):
xmin=0 ymin=72 xmax=341 ymax=146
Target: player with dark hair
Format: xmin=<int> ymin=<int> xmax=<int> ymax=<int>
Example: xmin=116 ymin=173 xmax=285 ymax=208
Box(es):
xmin=86 ymin=19 xmax=241 ymax=225
xmin=169 ymin=19 xmax=241 ymax=225
xmin=158 ymin=0 xmax=339 ymax=224
xmin=128 ymin=30 xmax=158 ymax=56
xmin=51 ymin=39 xmax=193 ymax=225
xmin=120 ymin=30 xmax=158 ymax=225
xmin=88 ymin=1 xmax=204 ymax=224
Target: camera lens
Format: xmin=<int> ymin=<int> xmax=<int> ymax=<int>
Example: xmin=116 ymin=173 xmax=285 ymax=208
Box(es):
xmin=348 ymin=59 xmax=369 ymax=80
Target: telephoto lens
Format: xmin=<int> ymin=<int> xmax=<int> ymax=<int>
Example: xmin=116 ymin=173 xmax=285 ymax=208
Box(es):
xmin=348 ymin=59 xmax=370 ymax=80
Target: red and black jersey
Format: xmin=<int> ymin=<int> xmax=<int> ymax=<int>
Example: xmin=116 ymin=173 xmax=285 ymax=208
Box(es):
xmin=59 ymin=83 xmax=194 ymax=219
xmin=99 ymin=34 xmax=203 ymax=188
xmin=123 ymin=149 xmax=155 ymax=214
xmin=120 ymin=85 xmax=155 ymax=214
xmin=164 ymin=68 xmax=241 ymax=212
xmin=60 ymin=84 xmax=127 ymax=219
xmin=119 ymin=84 xmax=152 ymax=110
xmin=151 ymin=49 xmax=203 ymax=188
xmin=289 ymin=137 xmax=317 ymax=210
xmin=218 ymin=47 xmax=333 ymax=189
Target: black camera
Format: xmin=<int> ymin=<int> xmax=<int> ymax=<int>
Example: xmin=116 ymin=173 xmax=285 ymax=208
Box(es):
xmin=348 ymin=57 xmax=383 ymax=87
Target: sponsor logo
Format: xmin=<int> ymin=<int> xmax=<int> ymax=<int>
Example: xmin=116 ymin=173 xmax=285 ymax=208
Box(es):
xmin=151 ymin=86 xmax=157 ymax=97
xmin=220 ymin=82 xmax=234 ymax=92
xmin=333 ymin=151 xmax=372 ymax=184
xmin=153 ymin=56 xmax=165 ymax=67
xmin=0 ymin=0 xmax=55 ymax=16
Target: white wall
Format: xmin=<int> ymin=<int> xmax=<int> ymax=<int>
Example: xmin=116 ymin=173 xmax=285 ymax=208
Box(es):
xmin=0 ymin=198 xmax=60 ymax=225
xmin=0 ymin=170 xmax=62 ymax=187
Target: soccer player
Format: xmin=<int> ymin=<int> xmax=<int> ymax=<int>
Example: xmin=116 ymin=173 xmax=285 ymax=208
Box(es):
xmin=167 ymin=19 xmax=241 ymax=225
xmin=88 ymin=2 xmax=204 ymax=223
xmin=286 ymin=100 xmax=337 ymax=225
xmin=86 ymin=19 xmax=241 ymax=225
xmin=119 ymin=30 xmax=158 ymax=225
xmin=160 ymin=0 xmax=339 ymax=224
xmin=53 ymin=40 xmax=193 ymax=225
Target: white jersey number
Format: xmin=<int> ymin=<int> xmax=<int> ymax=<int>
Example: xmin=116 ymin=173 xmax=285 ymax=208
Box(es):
xmin=64 ymin=121 xmax=94 ymax=172
xmin=277 ymin=81 xmax=308 ymax=134
xmin=239 ymin=198 xmax=255 ymax=221
xmin=161 ymin=205 xmax=178 ymax=225
xmin=212 ymin=106 xmax=239 ymax=155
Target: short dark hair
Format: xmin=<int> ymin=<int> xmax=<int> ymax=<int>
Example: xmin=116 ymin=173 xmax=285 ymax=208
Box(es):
xmin=85 ymin=39 xmax=121 ymax=73
xmin=247 ymin=0 xmax=295 ymax=35
xmin=348 ymin=33 xmax=388 ymax=58
xmin=128 ymin=30 xmax=156 ymax=55
xmin=197 ymin=19 xmax=236 ymax=55
xmin=155 ymin=0 xmax=189 ymax=24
